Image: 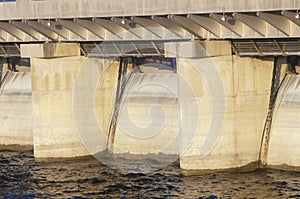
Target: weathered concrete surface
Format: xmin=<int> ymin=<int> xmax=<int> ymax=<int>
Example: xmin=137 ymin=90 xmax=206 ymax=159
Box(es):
xmin=21 ymin=43 xmax=80 ymax=59
xmin=165 ymin=41 xmax=231 ymax=58
xmin=179 ymin=55 xmax=274 ymax=175
xmin=1 ymin=0 xmax=300 ymax=20
xmin=72 ymin=57 xmax=120 ymax=156
xmin=32 ymin=55 xmax=180 ymax=160
xmin=112 ymin=72 xmax=180 ymax=155
xmin=0 ymin=71 xmax=32 ymax=150
xmin=267 ymin=74 xmax=300 ymax=171
xmin=0 ymin=60 xmax=3 ymax=83
xmin=28 ymin=41 xmax=300 ymax=173
xmin=31 ymin=56 xmax=90 ymax=160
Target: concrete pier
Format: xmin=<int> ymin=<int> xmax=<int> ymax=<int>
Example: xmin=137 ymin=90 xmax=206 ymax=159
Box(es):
xmin=31 ymin=56 xmax=91 ymax=160
xmin=31 ymin=55 xmax=182 ymax=160
xmin=169 ymin=42 xmax=275 ymax=175
xmin=0 ymin=41 xmax=292 ymax=173
xmin=28 ymin=43 xmax=89 ymax=160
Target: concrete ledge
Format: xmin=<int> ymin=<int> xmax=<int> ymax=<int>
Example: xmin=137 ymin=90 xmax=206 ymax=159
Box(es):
xmin=180 ymin=161 xmax=259 ymax=176
xmin=21 ymin=43 xmax=80 ymax=58
xmin=266 ymin=164 xmax=300 ymax=173
xmin=0 ymin=144 xmax=33 ymax=152
xmin=165 ymin=41 xmax=232 ymax=58
xmin=35 ymin=155 xmax=94 ymax=163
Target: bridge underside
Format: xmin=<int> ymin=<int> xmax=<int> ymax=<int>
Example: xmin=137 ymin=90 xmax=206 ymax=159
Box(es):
xmin=1 ymin=39 xmax=300 ymax=58
xmin=0 ymin=11 xmax=300 ymax=41
xmin=0 ymin=10 xmax=300 ymax=57
xmin=1 ymin=0 xmax=300 ymax=175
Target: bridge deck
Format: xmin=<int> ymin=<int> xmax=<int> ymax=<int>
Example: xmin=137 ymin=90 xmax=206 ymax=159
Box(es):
xmin=1 ymin=0 xmax=300 ymax=20
xmin=0 ymin=0 xmax=300 ymax=57
xmin=0 ymin=0 xmax=298 ymax=43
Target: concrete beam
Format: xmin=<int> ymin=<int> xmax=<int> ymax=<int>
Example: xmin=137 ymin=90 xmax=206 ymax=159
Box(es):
xmin=258 ymin=12 xmax=290 ymax=36
xmin=172 ymin=15 xmax=203 ymax=39
xmin=10 ymin=20 xmax=41 ymax=41
xmin=39 ymin=20 xmax=70 ymax=40
xmin=20 ymin=43 xmax=80 ymax=58
xmin=0 ymin=22 xmax=24 ymax=40
xmin=132 ymin=17 xmax=165 ymax=39
xmin=94 ymin=18 xmax=124 ymax=40
xmin=1 ymin=0 xmax=300 ymax=21
xmin=112 ymin=17 xmax=144 ymax=40
xmin=165 ymin=41 xmax=232 ymax=58
xmin=0 ymin=30 xmax=7 ymax=41
xmin=210 ymin=13 xmax=244 ymax=37
xmin=234 ymin=13 xmax=266 ymax=37
xmin=152 ymin=16 xmax=187 ymax=39
xmin=189 ymin=15 xmax=221 ymax=37
xmin=75 ymin=19 xmax=106 ymax=40
xmin=57 ymin=19 xmax=88 ymax=40
xmin=27 ymin=20 xmax=59 ymax=41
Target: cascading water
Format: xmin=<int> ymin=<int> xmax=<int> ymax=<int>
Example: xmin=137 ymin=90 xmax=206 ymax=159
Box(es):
xmin=106 ymin=57 xmax=130 ymax=154
xmin=259 ymin=57 xmax=284 ymax=166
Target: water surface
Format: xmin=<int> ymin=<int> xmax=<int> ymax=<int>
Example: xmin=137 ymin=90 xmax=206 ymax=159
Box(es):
xmin=1 ymin=150 xmax=300 ymax=198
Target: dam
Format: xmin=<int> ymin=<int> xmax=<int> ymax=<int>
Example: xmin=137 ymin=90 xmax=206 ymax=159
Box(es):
xmin=0 ymin=0 xmax=300 ymax=175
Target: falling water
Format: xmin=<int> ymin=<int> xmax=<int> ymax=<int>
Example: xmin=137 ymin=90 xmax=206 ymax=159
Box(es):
xmin=106 ymin=57 xmax=130 ymax=154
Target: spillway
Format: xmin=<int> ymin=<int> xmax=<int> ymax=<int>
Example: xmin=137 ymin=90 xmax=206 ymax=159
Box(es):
xmin=0 ymin=71 xmax=32 ymax=149
xmin=267 ymin=74 xmax=300 ymax=171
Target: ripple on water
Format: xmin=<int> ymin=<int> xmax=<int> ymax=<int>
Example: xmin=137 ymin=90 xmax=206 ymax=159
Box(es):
xmin=0 ymin=150 xmax=300 ymax=198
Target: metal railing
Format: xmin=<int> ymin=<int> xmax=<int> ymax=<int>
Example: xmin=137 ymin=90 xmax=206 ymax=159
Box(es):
xmin=231 ymin=39 xmax=300 ymax=56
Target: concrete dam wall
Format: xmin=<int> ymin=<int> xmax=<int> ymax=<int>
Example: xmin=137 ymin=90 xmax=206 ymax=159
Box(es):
xmin=179 ymin=55 xmax=274 ymax=174
xmin=0 ymin=70 xmax=32 ymax=150
xmin=267 ymin=74 xmax=300 ymax=170
xmin=1 ymin=41 xmax=300 ymax=174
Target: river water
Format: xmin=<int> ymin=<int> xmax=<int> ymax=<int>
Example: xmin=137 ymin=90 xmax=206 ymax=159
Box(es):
xmin=0 ymin=150 xmax=300 ymax=198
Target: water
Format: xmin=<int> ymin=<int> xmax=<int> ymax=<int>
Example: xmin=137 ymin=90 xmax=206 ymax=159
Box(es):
xmin=1 ymin=150 xmax=300 ymax=198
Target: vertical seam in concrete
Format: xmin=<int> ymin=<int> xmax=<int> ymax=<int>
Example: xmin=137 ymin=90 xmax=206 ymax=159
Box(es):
xmin=232 ymin=55 xmax=239 ymax=159
xmin=107 ymin=57 xmax=130 ymax=154
xmin=0 ymin=70 xmax=11 ymax=92
xmin=258 ymin=57 xmax=283 ymax=167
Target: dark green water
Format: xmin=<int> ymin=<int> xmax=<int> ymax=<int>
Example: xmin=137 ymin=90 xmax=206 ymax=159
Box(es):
xmin=0 ymin=150 xmax=300 ymax=198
